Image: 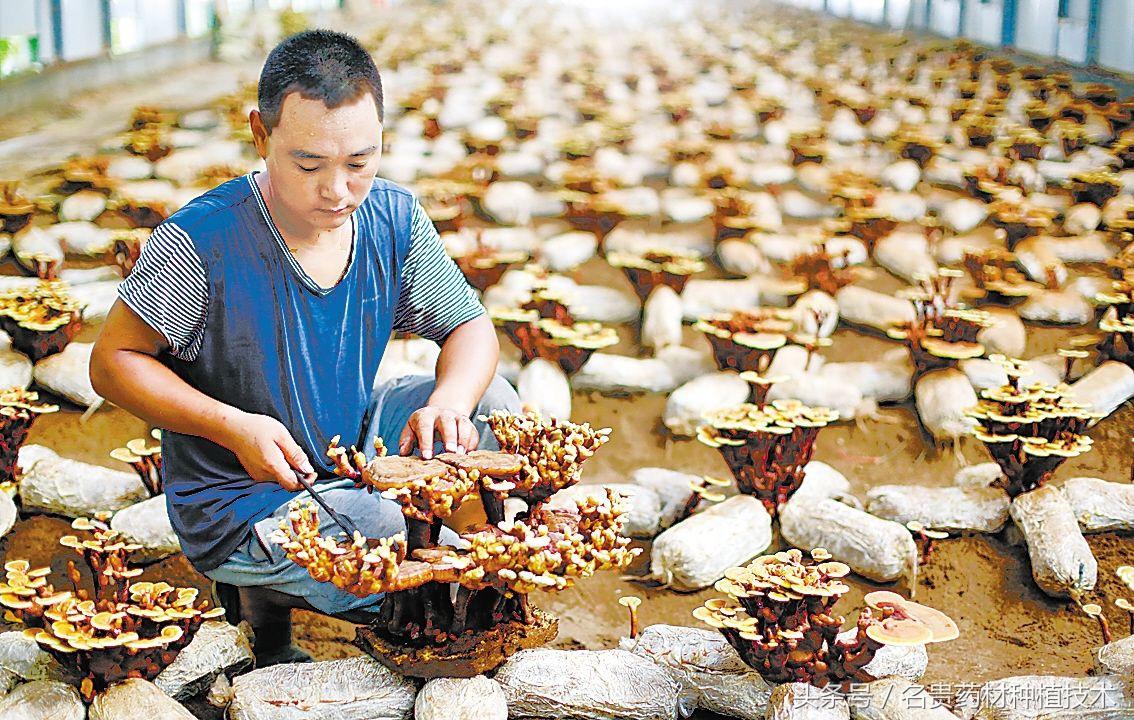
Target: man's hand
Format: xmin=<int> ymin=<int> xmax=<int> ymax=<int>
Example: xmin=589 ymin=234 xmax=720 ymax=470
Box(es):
xmin=222 ymin=411 xmax=317 ymax=491
xmin=399 ymin=405 xmax=478 ymax=459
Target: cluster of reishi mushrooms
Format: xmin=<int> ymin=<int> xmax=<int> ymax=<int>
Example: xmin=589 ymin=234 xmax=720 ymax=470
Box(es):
xmin=0 ymin=280 xmax=85 ymax=361
xmin=697 ymin=399 xmax=838 ymax=515
xmin=966 ymin=355 xmax=1098 ymax=496
xmin=0 ymin=518 xmax=224 ymax=700
xmin=889 ymin=269 xmax=993 ymax=374
xmin=694 ymin=548 xmax=958 ymax=688
xmin=606 ymin=247 xmax=705 ymax=302
xmin=0 ymin=386 xmax=58 ymax=488
xmin=272 ymin=411 xmax=637 ymax=649
xmin=490 ymin=283 xmax=618 ymax=375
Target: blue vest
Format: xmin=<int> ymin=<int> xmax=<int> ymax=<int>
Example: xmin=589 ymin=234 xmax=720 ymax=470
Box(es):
xmin=161 ymin=174 xmax=414 ymax=572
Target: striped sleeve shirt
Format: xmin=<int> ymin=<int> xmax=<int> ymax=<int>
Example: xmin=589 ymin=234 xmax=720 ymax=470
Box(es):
xmin=118 ymin=198 xmax=482 ymax=362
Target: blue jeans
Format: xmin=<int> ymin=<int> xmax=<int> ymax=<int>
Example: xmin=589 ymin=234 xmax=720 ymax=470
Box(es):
xmin=204 ymin=373 xmax=521 ymax=616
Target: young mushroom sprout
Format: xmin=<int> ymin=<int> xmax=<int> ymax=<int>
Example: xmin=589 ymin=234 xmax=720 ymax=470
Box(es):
xmin=965 ymin=355 xmax=1099 ymax=497
xmin=110 ymin=429 xmax=163 ymax=496
xmin=693 ymin=548 xmax=957 ymax=688
xmin=697 ymin=399 xmax=839 ymax=514
xmin=0 ymin=518 xmax=224 ymax=700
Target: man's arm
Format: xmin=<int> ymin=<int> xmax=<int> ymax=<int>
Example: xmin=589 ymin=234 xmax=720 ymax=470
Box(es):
xmin=91 ymin=300 xmax=316 ymax=490
xmin=393 ymin=199 xmax=501 ymax=458
xmin=397 ymin=314 xmax=498 ymax=457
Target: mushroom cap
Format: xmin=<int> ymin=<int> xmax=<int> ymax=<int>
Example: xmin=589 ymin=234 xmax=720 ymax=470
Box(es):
xmin=1115 ymin=598 xmax=1134 ymax=612
xmin=619 ymin=596 xmax=642 ymax=609
xmin=1081 ymin=603 xmax=1104 ymax=617
xmin=867 ymin=620 xmax=934 ymax=646
xmin=864 ymin=591 xmax=959 ymax=643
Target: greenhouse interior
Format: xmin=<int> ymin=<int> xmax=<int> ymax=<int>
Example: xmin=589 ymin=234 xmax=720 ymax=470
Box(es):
xmin=0 ymin=0 xmax=1133 ymax=718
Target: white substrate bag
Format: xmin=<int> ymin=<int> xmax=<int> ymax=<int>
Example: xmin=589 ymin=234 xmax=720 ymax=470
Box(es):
xmin=865 ymin=484 xmax=1010 ymax=534
xmin=58 ymin=190 xmax=108 ymax=222
xmin=959 ymin=675 xmax=1129 ymax=720
xmin=629 ymin=467 xmax=701 ymax=531
xmin=934 ymin=232 xmax=995 ymax=266
xmin=227 ymin=657 xmax=416 ymax=720
xmin=766 ymin=682 xmax=849 ymax=720
xmin=768 ymin=373 xmax=866 ymax=420
xmin=622 ymin=624 xmax=772 ymax=720
xmin=538 ymin=231 xmax=597 ymax=272
xmin=573 ymin=353 xmax=680 ymax=395
xmin=495 ymin=648 xmax=682 ymax=720
xmin=836 ymin=286 xmax=915 ymax=333
xmin=46 ymin=221 xmax=114 ymax=256
xmin=71 ymin=280 xmax=122 ymax=322
xmin=940 ymin=197 xmax=987 ymax=233
xmin=546 ymin=482 xmax=662 ymax=539
xmin=89 ymin=679 xmax=195 ymax=720
xmin=1068 ymin=361 xmax=1134 ymax=419
xmin=19 ymin=446 xmax=149 ymax=518
xmin=1018 ymin=289 xmax=1092 ymax=325
xmin=915 ymin=369 xmax=978 ymax=443
xmin=779 ymin=494 xmax=917 ymax=584
xmin=0 ymin=680 xmax=85 ymax=720
xmin=517 ymin=359 xmax=571 ymax=420
xmin=480 ymin=181 xmax=537 ymax=226
xmin=852 ymin=678 xmax=959 ymax=720
xmin=1060 ymin=477 xmax=1134 ymax=534
xmin=960 ymin=358 xmax=1058 ymax=392
xmin=1095 ymin=635 xmax=1134 ymax=677
xmin=566 ymin=284 xmax=639 ymax=324
xmin=835 ymin=628 xmax=927 ymax=683
xmin=873 ymin=231 xmax=937 ymax=284
xmin=0 ymin=630 xmax=64 ymax=682
xmin=1009 ymin=486 xmax=1097 ymax=599
xmin=110 ymin=494 xmax=179 ymax=561
xmin=32 ymin=342 xmax=103 ymax=409
xmin=641 ymin=285 xmax=683 ymax=351
xmin=0 ymin=493 xmax=14 ymax=541
xmin=716 ymin=239 xmax=769 ymax=276
xmin=414 ymin=676 xmax=507 ymax=720
xmin=681 ymin=278 xmax=762 ymax=321
xmin=818 ymin=356 xmax=913 ymax=404
xmin=649 ymin=495 xmax=773 ymax=590
xmin=154 ymin=620 xmax=254 ymax=701
xmin=789 ymin=290 xmax=839 ymax=338
xmin=663 ymin=372 xmax=749 ymax=437
xmin=0 ymin=332 xmax=32 ymax=389
xmin=59 ymin=266 xmax=121 ymax=285
xmin=977 ymin=309 xmax=1027 ymax=358
xmin=881 ymin=160 xmax=921 ymax=193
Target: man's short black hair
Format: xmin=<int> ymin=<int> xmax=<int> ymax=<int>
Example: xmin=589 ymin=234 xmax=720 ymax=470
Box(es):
xmin=258 ymin=29 xmax=384 ymax=131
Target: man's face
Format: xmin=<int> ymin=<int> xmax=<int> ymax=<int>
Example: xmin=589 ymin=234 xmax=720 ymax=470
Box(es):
xmin=252 ymin=90 xmax=383 ymax=232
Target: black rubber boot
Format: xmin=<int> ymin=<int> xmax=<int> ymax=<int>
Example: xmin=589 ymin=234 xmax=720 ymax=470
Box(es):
xmin=210 ymin=581 xmax=312 ymax=666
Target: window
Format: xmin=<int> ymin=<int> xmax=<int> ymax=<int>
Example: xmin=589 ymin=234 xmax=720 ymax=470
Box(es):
xmin=1058 ymin=0 xmax=1071 ymax=17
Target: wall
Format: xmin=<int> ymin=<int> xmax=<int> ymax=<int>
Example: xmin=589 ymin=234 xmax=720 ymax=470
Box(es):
xmin=778 ymin=0 xmax=1130 ymax=78
xmin=1098 ymin=0 xmax=1134 ymax=73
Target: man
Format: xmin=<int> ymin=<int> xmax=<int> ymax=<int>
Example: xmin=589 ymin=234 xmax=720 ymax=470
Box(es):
xmin=90 ymin=29 xmax=519 ymax=664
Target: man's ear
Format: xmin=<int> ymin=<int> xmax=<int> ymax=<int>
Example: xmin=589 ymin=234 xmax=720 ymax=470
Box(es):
xmin=249 ymin=109 xmax=270 ymax=160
